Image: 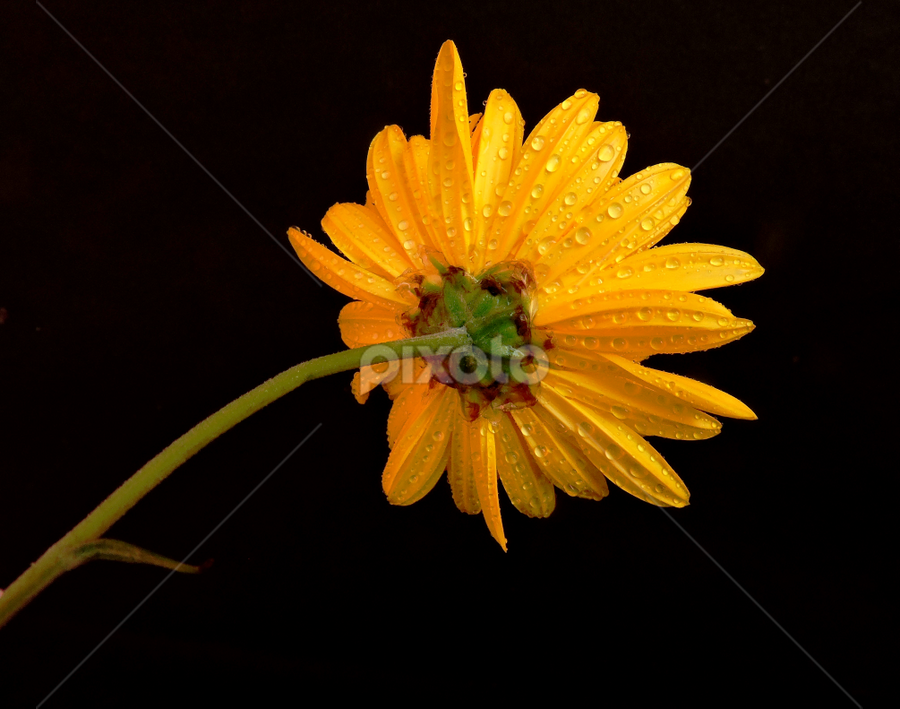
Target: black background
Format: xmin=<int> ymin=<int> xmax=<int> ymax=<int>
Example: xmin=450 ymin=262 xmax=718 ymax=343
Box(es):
xmin=2 ymin=1 xmax=896 ymax=706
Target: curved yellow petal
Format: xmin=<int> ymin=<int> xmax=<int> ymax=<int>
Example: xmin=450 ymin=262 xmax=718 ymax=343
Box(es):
xmin=366 ymin=126 xmax=433 ymax=268
xmin=288 ymin=228 xmax=415 ymax=308
xmin=448 ymin=413 xmax=482 ymax=514
xmin=401 ymin=135 xmax=442 ymax=254
xmin=536 ymin=289 xmax=754 ymax=359
xmin=322 ymin=202 xmax=414 ymax=278
xmin=605 ymin=354 xmax=757 ymax=420
xmin=511 ymin=406 xmax=607 ymax=500
xmin=543 ymin=367 xmax=721 ymax=441
xmin=601 ymin=243 xmax=764 ymax=293
xmin=537 ymin=386 xmax=689 ymax=507
xmin=471 ymin=89 xmax=525 ymax=272
xmin=383 ymin=385 xmax=454 ymax=505
xmin=514 ymin=121 xmax=628 ymax=267
xmin=474 ymin=418 xmax=506 ymax=550
xmin=337 ymin=300 xmax=406 ymax=348
xmin=427 ymin=41 xmax=475 ymax=267
xmin=536 ymin=164 xmax=691 ymax=291
xmin=386 ymin=379 xmax=433 ymax=448
xmin=485 ymin=89 xmax=600 ymax=261
xmin=496 ymin=414 xmax=556 ymax=518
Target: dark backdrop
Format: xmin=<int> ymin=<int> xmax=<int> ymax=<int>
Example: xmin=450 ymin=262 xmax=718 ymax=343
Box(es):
xmin=2 ymin=1 xmax=895 ymax=706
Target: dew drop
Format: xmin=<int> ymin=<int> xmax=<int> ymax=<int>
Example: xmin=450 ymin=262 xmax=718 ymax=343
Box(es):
xmin=463 ymin=217 xmax=473 ymax=232
xmin=545 ymin=154 xmax=561 ymax=173
xmin=665 ymin=257 xmax=681 ymax=269
xmin=398 ymin=220 xmax=410 ymax=231
xmin=597 ymin=144 xmax=615 ymax=162
xmin=617 ymin=266 xmax=633 ymax=279
xmin=564 ymin=192 xmax=577 ymax=206
xmin=640 ymin=183 xmax=652 ymax=195
xmin=650 ymin=337 xmax=664 ymax=350
xmin=605 ymin=444 xmax=624 ymax=461
xmin=637 ymin=307 xmax=653 ymax=321
xmin=611 ymin=406 xmax=629 ymax=420
xmin=403 ymin=239 xmax=416 ymax=249
xmin=498 ymin=201 xmax=512 ymax=216
xmin=443 ymin=131 xmax=457 ymax=147
xmin=503 ymin=111 xmax=514 ymax=124
xmin=575 ymin=226 xmax=592 ymax=245
xmin=533 ymin=445 xmax=548 ymax=458
xmin=531 ymin=135 xmax=545 ymax=151
xmin=612 ymin=337 xmax=627 ymax=350
xmin=498 ymin=147 xmax=510 ymax=160
xmin=531 ymin=184 xmax=544 ymax=199
xmin=666 ymin=308 xmax=680 ymax=322
xmin=607 ymin=203 xmax=623 ymax=218
xmin=561 ymin=99 xmax=572 ymax=110
xmin=641 ymin=218 xmax=654 ymax=231
xmin=710 ymin=255 xmax=724 ymax=267
xmin=482 ymin=204 xmax=493 ymax=218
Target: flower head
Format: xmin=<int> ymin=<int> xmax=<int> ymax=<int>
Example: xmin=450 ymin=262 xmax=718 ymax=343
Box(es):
xmin=289 ymin=41 xmax=762 ymax=550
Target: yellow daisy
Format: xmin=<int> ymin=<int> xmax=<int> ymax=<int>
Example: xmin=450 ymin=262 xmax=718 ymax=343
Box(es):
xmin=288 ymin=41 xmax=762 ymax=550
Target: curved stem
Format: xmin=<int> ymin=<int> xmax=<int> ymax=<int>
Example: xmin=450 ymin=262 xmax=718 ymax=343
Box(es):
xmin=0 ymin=328 xmax=471 ymax=629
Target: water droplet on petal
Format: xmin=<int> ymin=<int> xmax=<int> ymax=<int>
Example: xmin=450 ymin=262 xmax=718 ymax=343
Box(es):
xmin=545 ymin=154 xmax=561 ymax=173
xmin=607 ymin=203 xmax=623 ymax=218
xmin=531 ymin=135 xmax=545 ymax=151
xmin=665 ymin=257 xmax=681 ymax=269
xmin=575 ymin=226 xmax=592 ymax=245
xmin=531 ymin=184 xmax=544 ymax=199
xmin=498 ymin=201 xmax=512 ymax=216
xmin=597 ymin=144 xmax=615 ymax=162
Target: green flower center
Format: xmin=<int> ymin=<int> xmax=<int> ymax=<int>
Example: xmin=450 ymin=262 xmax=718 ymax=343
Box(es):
xmin=401 ymin=258 xmax=548 ymax=421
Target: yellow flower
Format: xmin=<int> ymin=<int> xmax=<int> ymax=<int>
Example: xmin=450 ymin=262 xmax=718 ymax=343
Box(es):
xmin=288 ymin=41 xmax=762 ymax=550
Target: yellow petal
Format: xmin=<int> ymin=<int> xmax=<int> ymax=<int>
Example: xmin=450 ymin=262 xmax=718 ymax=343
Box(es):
xmin=605 ymin=354 xmax=757 ymax=420
xmin=318 ymin=207 xmax=391 ymax=278
xmin=383 ymin=385 xmax=454 ymax=505
xmin=337 ymin=300 xmax=406 ymax=348
xmin=514 ymin=121 xmax=628 ymax=267
xmin=366 ymin=126 xmax=434 ymax=268
xmin=536 ymin=289 xmax=754 ymax=358
xmin=599 ymin=243 xmax=764 ymax=293
xmin=485 ymin=89 xmax=599 ymax=261
xmin=287 ymin=228 xmax=415 ymax=308
xmin=537 ymin=386 xmax=689 ymax=507
xmin=448 ymin=413 xmax=482 ymax=514
xmin=427 ymin=41 xmax=475 ymax=268
xmin=386 ymin=378 xmax=434 ymax=448
xmin=536 ymin=164 xmax=691 ymax=290
xmin=543 ymin=366 xmax=721 ymax=441
xmin=351 ymin=363 xmax=397 ymax=404
xmin=470 ymin=89 xmax=525 ymax=272
xmin=496 ymin=414 xmax=556 ymax=518
xmin=473 ymin=417 xmax=507 ymax=551
xmin=322 ymin=202 xmax=414 ymax=278
xmin=511 ymin=406 xmax=608 ymax=500
xmin=401 ymin=135 xmax=443 ymax=254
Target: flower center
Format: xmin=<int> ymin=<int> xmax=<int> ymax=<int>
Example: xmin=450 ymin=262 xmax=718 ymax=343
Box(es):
xmin=401 ymin=259 xmax=547 ymax=421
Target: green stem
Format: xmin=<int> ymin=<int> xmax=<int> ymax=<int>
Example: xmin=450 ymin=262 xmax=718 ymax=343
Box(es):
xmin=0 ymin=328 xmax=472 ymax=629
